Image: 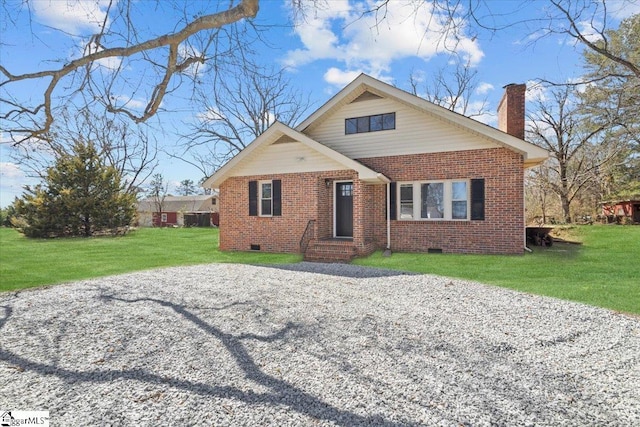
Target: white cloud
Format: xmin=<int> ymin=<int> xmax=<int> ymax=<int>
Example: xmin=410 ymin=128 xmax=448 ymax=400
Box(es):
xmin=324 ymin=68 xmax=363 ymax=87
xmin=0 ymin=161 xmax=34 ymax=207
xmin=178 ymin=44 xmax=207 ymax=78
xmin=607 ymin=0 xmax=640 ymax=19
xmin=0 ymin=162 xmax=24 ymax=180
xmin=472 ymin=111 xmax=496 ymax=127
xmin=284 ymin=0 xmax=483 ymax=87
xmin=31 ymin=0 xmax=111 ymax=34
xmin=197 ymin=107 xmax=227 ymax=123
xmin=112 ymin=95 xmax=147 ymax=110
xmin=79 ymin=39 xmax=122 ymax=71
xmin=475 ymin=82 xmax=494 ymax=95
xmin=525 ymin=80 xmax=548 ymax=103
xmin=577 ymin=20 xmax=604 ymax=43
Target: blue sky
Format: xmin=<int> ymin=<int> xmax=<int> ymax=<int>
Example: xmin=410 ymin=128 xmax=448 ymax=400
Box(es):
xmin=1 ymin=0 xmax=639 ymax=207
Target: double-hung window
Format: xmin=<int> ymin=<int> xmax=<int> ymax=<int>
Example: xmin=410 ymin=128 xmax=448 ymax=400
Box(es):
xmin=399 ymin=184 xmax=414 ymax=219
xmin=249 ymin=179 xmax=282 ymax=217
xmin=451 ymin=181 xmax=468 ymax=219
xmin=259 ymin=181 xmax=273 ymax=216
xmin=398 ymin=180 xmax=469 ymax=220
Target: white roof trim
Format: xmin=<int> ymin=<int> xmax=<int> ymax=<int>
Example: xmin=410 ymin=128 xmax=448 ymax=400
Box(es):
xmin=202 ymin=122 xmax=389 ymax=189
xmin=296 ymin=74 xmax=548 ymax=167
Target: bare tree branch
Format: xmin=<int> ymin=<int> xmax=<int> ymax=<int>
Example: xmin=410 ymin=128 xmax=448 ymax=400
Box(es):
xmin=178 ymin=64 xmax=312 ymax=178
xmin=1 ymin=0 xmax=259 ymax=144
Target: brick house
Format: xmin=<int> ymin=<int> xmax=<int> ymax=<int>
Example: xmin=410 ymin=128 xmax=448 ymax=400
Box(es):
xmin=203 ymin=74 xmax=548 ymax=261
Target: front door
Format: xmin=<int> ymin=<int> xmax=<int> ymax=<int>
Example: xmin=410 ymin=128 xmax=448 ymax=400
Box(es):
xmin=335 ymin=182 xmax=353 ymax=237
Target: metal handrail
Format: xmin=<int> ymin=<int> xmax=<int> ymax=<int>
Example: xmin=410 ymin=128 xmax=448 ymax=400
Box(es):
xmin=300 ymin=219 xmax=316 ymax=254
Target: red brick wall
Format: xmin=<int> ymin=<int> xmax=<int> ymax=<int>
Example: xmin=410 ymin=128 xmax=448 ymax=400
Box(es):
xmin=219 ymin=170 xmax=357 ymax=253
xmin=359 ymin=147 xmax=525 ymax=254
xmin=497 ymin=84 xmax=526 ymax=140
xmin=219 ymin=147 xmax=525 ymax=255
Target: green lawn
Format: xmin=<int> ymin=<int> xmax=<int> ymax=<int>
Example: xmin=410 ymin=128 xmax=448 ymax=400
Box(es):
xmin=0 ymin=227 xmax=300 ymax=291
xmin=1 ymin=225 xmax=638 ymax=315
xmin=354 ymin=225 xmax=640 ymax=315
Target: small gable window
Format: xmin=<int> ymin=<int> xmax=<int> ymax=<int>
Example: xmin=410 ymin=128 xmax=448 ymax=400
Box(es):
xmin=345 ymin=112 xmax=395 ymax=135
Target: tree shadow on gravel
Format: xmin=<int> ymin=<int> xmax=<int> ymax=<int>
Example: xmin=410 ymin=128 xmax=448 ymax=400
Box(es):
xmin=0 ymin=297 xmax=410 ymax=427
xmin=264 ymin=262 xmax=416 ymax=278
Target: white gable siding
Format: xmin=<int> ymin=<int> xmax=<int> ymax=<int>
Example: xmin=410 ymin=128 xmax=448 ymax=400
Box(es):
xmin=306 ymin=98 xmax=499 ymax=159
xmin=232 ymin=141 xmax=346 ymax=176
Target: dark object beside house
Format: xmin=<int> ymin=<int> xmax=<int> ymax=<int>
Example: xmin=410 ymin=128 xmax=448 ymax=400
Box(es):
xmin=602 ymin=199 xmax=640 ymax=224
xmin=526 ymin=227 xmax=553 ymax=247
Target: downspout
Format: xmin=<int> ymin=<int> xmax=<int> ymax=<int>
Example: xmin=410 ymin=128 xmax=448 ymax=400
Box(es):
xmin=523 ymin=162 xmax=532 ymax=253
xmin=385 ymin=180 xmax=391 ymax=255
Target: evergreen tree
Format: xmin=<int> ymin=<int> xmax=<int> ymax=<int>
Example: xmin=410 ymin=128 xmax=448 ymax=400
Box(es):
xmin=14 ymin=140 xmax=136 ymax=237
xmin=579 ymin=14 xmax=640 ymax=199
xmin=176 ymin=179 xmax=197 ymax=196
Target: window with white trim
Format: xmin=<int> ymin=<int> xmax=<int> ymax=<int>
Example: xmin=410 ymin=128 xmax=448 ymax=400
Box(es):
xmin=259 ymin=181 xmax=272 ymax=216
xmin=345 ymin=112 xmax=395 ymax=134
xmin=399 ymin=184 xmax=414 ymax=219
xmin=161 ymin=213 xmax=168 ymax=222
xmin=398 ymin=180 xmax=469 ymax=220
xmin=451 ymin=181 xmax=468 ymax=219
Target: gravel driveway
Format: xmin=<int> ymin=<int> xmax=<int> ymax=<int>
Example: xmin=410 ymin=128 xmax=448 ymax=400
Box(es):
xmin=1 ymin=263 xmax=638 ymax=426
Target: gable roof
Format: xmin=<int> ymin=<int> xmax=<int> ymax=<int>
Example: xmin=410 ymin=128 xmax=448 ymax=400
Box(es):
xmin=202 ymin=121 xmax=389 ymax=189
xmin=137 ymin=194 xmax=216 ymax=212
xmin=296 ymin=74 xmax=548 ymax=168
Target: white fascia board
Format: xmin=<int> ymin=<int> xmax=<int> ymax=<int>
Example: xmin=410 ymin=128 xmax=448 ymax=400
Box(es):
xmin=296 ymin=73 xmax=549 ymax=167
xmin=202 ymin=121 xmax=388 ymax=189
xmin=290 ymin=127 xmax=388 ymax=183
xmin=202 ymin=122 xmax=287 ymax=189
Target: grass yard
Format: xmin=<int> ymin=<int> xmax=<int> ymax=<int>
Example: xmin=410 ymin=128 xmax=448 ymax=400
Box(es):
xmin=0 ymin=227 xmax=300 ymax=291
xmin=355 ymin=225 xmax=640 ymax=315
xmin=1 ymin=225 xmax=638 ymax=315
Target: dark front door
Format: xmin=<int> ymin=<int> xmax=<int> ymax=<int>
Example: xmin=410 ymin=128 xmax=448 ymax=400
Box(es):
xmin=335 ymin=182 xmax=353 ymax=237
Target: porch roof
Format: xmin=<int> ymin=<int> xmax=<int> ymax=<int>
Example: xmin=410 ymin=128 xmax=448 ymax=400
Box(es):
xmin=202 ymin=122 xmax=390 ymax=189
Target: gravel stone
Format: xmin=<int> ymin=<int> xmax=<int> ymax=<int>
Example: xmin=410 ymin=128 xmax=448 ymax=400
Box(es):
xmin=1 ymin=262 xmax=638 ymax=426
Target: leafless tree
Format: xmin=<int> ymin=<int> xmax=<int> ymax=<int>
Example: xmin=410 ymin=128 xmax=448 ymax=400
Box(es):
xmin=2 ymin=0 xmax=636 ymax=150
xmin=526 ymin=86 xmax=622 ymax=222
xmin=148 ymin=173 xmax=168 ymax=219
xmin=366 ymin=0 xmax=639 ymax=79
xmin=1 ymin=0 xmax=259 ymax=144
xmin=547 ymin=0 xmax=639 ymax=78
xmin=408 ymin=57 xmax=490 ymax=118
xmin=177 ymin=64 xmax=312 ymax=178
xmin=525 ymin=167 xmax=557 ymax=224
xmin=9 ymin=109 xmax=158 ymax=195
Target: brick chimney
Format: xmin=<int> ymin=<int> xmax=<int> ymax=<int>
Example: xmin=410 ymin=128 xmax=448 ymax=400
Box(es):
xmin=497 ymin=83 xmax=526 ymax=140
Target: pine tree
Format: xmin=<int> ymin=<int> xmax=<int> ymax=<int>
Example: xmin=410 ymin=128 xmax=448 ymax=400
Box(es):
xmin=14 ymin=140 xmax=136 ymax=237
xmin=177 ymin=179 xmax=197 ymax=196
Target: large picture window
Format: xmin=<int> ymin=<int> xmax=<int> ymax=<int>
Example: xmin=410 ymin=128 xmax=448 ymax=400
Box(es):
xmin=421 ymin=183 xmax=444 ymax=219
xmin=398 ymin=180 xmax=469 ymax=221
xmin=345 ymin=112 xmax=395 ymax=134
